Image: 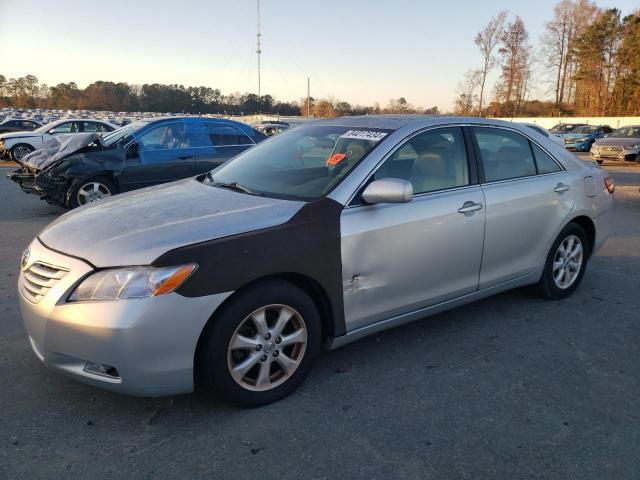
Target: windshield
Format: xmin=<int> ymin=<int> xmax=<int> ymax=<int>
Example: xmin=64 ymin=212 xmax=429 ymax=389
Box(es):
xmin=551 ymin=124 xmax=584 ymax=133
xmin=572 ymin=126 xmax=597 ymax=134
xmin=100 ymin=120 xmax=149 ymax=147
xmin=207 ymin=125 xmax=391 ymax=201
xmin=609 ymin=126 xmax=640 ymax=138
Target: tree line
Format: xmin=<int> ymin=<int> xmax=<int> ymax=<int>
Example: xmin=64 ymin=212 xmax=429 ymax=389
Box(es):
xmin=0 ymin=75 xmax=440 ymax=118
xmin=455 ymin=2 xmax=640 ymax=117
xmin=0 ymin=75 xmax=301 ymax=115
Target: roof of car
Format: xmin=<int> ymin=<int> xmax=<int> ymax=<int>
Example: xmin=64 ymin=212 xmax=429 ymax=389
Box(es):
xmin=49 ymin=118 xmax=116 ymax=125
xmin=306 ymin=115 xmax=527 ymax=131
xmin=137 ymin=116 xmax=257 ymax=131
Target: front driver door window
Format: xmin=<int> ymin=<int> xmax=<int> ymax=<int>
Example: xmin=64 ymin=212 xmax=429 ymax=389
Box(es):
xmin=49 ymin=122 xmax=78 ymax=134
xmin=340 ymin=127 xmax=485 ymax=331
xmin=121 ymin=122 xmax=195 ymax=189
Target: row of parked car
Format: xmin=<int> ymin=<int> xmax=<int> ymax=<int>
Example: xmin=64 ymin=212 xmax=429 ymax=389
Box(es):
xmin=547 ymin=122 xmax=640 ymax=163
xmin=0 ymin=107 xmax=204 ymax=131
xmin=4 ymin=111 xmax=637 ymax=210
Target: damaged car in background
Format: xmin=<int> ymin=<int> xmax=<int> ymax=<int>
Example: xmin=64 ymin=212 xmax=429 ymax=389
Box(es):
xmin=8 ymin=116 xmax=267 ymax=208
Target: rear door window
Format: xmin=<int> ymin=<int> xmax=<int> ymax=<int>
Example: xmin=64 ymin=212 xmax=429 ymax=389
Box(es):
xmin=207 ymin=124 xmax=254 ymax=146
xmin=473 ymin=128 xmax=537 ymax=182
xmin=80 ymin=121 xmax=100 ymax=132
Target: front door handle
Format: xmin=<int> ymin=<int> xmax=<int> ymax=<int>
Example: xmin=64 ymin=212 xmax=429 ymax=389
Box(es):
xmin=178 ymin=156 xmax=193 ymax=160
xmin=458 ymin=201 xmax=483 ymax=214
xmin=554 ymin=183 xmax=571 ymax=193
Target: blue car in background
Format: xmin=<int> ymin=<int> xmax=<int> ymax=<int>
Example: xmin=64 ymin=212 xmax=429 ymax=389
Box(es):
xmin=9 ymin=117 xmax=267 ymax=208
xmin=562 ymin=125 xmax=613 ymax=151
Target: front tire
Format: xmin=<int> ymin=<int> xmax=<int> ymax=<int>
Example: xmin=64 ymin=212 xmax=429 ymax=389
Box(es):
xmin=198 ymin=280 xmax=321 ymax=407
xmin=10 ymin=143 xmax=34 ymax=161
xmin=536 ymin=223 xmax=589 ymax=299
xmin=69 ymin=176 xmax=116 ymax=208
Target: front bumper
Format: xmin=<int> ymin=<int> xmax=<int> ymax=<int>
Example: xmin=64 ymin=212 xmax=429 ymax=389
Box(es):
xmin=565 ymin=140 xmax=591 ymax=152
xmin=591 ymin=146 xmax=640 ymax=161
xmin=8 ymin=167 xmax=40 ymax=194
xmin=7 ymin=165 xmax=70 ymax=206
xmin=19 ymin=237 xmax=231 ymax=397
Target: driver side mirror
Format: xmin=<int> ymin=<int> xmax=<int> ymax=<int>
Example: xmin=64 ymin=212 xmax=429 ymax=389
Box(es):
xmin=126 ymin=142 xmax=139 ymax=158
xmin=362 ymin=178 xmax=413 ymax=204
xmin=47 ymin=129 xmax=55 ymax=135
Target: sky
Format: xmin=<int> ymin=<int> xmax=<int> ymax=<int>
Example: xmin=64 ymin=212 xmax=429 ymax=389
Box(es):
xmin=1 ymin=0 xmax=639 ymax=111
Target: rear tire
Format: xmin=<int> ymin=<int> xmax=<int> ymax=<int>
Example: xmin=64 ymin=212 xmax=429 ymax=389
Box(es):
xmin=198 ymin=280 xmax=321 ymax=407
xmin=536 ymin=223 xmax=589 ymax=300
xmin=69 ymin=176 xmax=117 ymax=208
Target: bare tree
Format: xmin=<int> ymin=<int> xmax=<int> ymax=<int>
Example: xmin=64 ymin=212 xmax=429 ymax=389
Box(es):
xmin=474 ymin=11 xmax=507 ymax=116
xmin=541 ymin=0 xmax=598 ymax=110
xmin=454 ymin=69 xmax=482 ymax=115
xmin=497 ymin=16 xmax=530 ymax=117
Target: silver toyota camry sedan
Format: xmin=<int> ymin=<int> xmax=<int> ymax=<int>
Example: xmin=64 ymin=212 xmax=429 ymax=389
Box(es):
xmin=18 ymin=116 xmax=614 ymax=406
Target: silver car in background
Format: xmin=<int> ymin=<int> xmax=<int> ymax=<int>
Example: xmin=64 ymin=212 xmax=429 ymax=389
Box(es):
xmin=18 ymin=116 xmax=614 ymax=406
xmin=591 ymin=125 xmax=640 ymax=163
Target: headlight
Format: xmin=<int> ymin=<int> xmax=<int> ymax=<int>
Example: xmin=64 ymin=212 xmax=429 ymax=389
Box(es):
xmin=623 ymin=143 xmax=640 ymax=150
xmin=576 ymin=137 xmax=591 ymax=142
xmin=68 ymin=264 xmax=197 ymax=302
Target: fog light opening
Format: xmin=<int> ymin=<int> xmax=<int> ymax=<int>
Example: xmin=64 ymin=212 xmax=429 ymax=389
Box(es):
xmin=84 ymin=362 xmax=120 ymax=379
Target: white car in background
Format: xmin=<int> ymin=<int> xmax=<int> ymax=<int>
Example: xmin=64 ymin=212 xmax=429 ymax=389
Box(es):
xmin=520 ymin=123 xmax=564 ymax=147
xmin=0 ymin=119 xmax=118 ymax=161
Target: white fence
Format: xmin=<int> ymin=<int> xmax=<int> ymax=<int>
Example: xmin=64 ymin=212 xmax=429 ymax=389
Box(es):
xmin=233 ymin=114 xmax=640 ymax=130
xmin=498 ymin=117 xmax=640 ymax=129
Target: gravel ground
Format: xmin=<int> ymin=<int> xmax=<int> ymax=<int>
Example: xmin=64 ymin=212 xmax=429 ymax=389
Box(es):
xmin=0 ymin=160 xmax=638 ymax=480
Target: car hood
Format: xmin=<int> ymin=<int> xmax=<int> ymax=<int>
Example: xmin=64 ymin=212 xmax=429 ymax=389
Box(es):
xmin=563 ymin=133 xmax=593 ymax=140
xmin=38 ymin=178 xmax=305 ymax=267
xmin=594 ymin=137 xmax=640 ymax=147
xmin=22 ymin=133 xmax=100 ymax=169
xmin=0 ymin=131 xmax=40 ymax=140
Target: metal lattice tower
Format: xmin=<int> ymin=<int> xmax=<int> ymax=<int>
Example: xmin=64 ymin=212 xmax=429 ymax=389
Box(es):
xmin=256 ymin=0 xmax=262 ymax=98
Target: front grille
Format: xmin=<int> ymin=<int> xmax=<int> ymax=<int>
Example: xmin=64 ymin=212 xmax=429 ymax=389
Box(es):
xmin=597 ymin=146 xmax=622 ymax=153
xmin=20 ymin=262 xmax=69 ymax=303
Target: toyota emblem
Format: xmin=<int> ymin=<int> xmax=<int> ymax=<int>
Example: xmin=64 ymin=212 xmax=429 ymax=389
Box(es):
xmin=21 ymin=247 xmax=30 ymax=270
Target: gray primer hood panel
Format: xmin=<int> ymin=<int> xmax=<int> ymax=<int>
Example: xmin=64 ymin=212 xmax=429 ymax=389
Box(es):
xmin=39 ymin=178 xmax=304 ymax=267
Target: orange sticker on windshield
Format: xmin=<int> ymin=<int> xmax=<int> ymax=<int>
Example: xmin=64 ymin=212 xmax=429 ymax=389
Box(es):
xmin=326 ymin=153 xmax=347 ymax=166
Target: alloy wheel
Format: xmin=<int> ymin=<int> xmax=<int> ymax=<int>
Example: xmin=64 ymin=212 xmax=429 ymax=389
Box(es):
xmin=227 ymin=304 xmax=307 ymax=392
xmin=77 ymin=182 xmax=112 ymax=205
xmin=552 ymin=235 xmax=583 ymax=289
xmin=12 ymin=145 xmax=32 ymax=161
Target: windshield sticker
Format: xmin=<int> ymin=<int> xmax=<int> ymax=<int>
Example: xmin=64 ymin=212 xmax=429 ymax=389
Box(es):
xmin=326 ymin=153 xmax=347 ymax=166
xmin=340 ymin=130 xmax=388 ymax=142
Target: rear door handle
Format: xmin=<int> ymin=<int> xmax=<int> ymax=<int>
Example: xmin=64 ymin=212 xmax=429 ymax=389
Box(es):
xmin=554 ymin=183 xmax=571 ymax=193
xmin=178 ymin=156 xmax=193 ymax=160
xmin=458 ymin=201 xmax=483 ymax=214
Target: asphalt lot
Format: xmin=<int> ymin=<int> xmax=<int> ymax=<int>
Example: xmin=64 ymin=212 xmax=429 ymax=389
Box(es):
xmin=0 ymin=157 xmax=639 ymax=480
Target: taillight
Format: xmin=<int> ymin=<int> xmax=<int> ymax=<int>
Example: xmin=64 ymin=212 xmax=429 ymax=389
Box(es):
xmin=604 ymin=176 xmax=615 ymax=194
